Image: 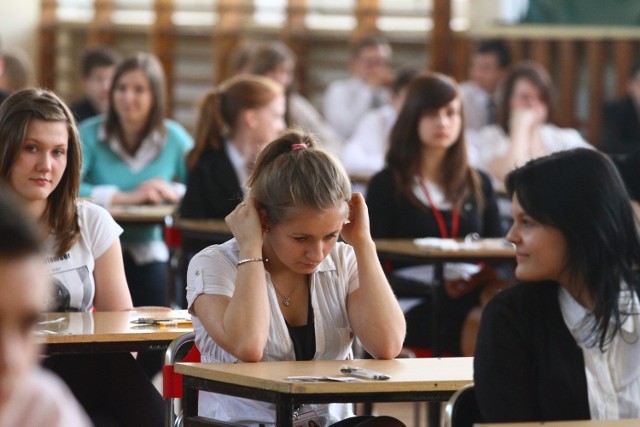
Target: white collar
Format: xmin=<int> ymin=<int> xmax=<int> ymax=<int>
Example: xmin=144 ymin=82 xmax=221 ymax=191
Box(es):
xmin=559 ymin=285 xmax=638 ymax=339
xmin=224 ymin=139 xmax=249 ymax=191
xmin=98 ymin=122 xmax=165 ymax=173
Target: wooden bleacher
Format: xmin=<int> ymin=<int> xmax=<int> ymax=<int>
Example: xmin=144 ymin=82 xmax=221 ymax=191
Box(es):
xmin=39 ymin=0 xmax=640 ymax=146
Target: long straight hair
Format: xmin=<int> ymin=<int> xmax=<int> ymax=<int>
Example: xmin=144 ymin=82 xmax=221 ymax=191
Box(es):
xmin=506 ymin=148 xmax=640 ymax=350
xmin=386 ymin=72 xmax=483 ymax=211
xmin=104 ymin=52 xmax=167 ymax=149
xmin=0 ymin=88 xmax=81 ymax=256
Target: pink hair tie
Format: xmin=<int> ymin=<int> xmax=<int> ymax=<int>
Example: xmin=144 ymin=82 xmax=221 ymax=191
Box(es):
xmin=291 ymin=143 xmax=308 ymax=151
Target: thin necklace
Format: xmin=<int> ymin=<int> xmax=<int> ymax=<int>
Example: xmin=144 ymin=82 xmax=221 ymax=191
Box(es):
xmin=273 ymin=285 xmax=295 ymax=307
xmin=273 ymin=276 xmax=307 ymax=307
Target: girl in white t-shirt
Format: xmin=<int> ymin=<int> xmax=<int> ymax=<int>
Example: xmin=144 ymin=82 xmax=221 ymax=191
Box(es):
xmin=0 ymin=88 xmax=165 ymax=427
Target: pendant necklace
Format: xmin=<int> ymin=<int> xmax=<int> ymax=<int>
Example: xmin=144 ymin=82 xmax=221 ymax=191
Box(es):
xmin=273 ymin=276 xmax=308 ymax=307
xmin=273 ymin=284 xmax=296 ymax=307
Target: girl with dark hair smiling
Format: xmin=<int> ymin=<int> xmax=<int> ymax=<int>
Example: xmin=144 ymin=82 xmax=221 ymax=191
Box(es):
xmin=475 ymin=148 xmax=640 ymax=422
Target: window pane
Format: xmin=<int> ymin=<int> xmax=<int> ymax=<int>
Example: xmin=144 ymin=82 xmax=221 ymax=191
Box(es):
xmin=113 ymin=0 xmax=154 ymax=25
xmin=305 ymin=0 xmax=355 ymax=31
xmin=254 ymin=0 xmax=286 ymax=27
xmin=173 ymin=0 xmax=218 ymax=26
xmin=56 ymin=0 xmax=93 ymax=22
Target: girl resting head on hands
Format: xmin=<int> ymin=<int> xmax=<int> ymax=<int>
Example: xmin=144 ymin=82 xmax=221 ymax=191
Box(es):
xmin=187 ymin=129 xmax=406 ymax=427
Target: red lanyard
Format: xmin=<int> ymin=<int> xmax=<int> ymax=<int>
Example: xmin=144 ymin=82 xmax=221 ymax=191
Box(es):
xmin=418 ymin=179 xmax=459 ymax=238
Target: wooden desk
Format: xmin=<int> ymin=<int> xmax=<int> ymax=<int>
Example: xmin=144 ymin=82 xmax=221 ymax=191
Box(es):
xmin=176 ymin=357 xmax=473 ymax=427
xmin=35 ymin=310 xmax=193 ymax=354
xmin=108 ymin=204 xmax=177 ymax=224
xmin=374 ymin=238 xmax=516 ymax=346
xmin=177 ymin=218 xmax=232 ymax=244
xmin=476 ymin=421 xmax=640 ymax=427
xmin=374 ymin=238 xmax=514 ymax=427
xmin=374 ymin=238 xmax=515 ymax=263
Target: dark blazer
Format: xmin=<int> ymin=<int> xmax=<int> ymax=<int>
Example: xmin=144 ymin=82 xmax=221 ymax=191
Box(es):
xmin=180 ymin=146 xmax=244 ymax=253
xmin=366 ymin=167 xmax=503 ymax=239
xmin=474 ymin=281 xmax=591 ymax=423
xmin=602 ymin=96 xmax=640 ymax=155
xmin=366 ymin=167 xmax=506 ymax=354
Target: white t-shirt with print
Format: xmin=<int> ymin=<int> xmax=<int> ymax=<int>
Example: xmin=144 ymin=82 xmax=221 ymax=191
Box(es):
xmin=44 ymin=201 xmax=123 ymax=312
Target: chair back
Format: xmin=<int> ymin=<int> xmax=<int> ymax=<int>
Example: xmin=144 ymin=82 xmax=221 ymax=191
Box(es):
xmin=163 ymin=332 xmax=199 ymax=427
xmin=444 ymin=383 xmax=482 ymax=427
xmin=164 ymin=214 xmax=183 ymax=249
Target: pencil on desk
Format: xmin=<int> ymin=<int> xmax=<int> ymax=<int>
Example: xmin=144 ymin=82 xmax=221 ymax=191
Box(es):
xmin=156 ymin=320 xmax=193 ymax=327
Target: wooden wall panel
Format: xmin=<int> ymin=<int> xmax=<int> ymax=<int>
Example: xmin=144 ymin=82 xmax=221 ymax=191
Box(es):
xmin=556 ymin=40 xmax=578 ymax=128
xmin=152 ymin=0 xmax=176 ymax=113
xmin=612 ymin=40 xmax=635 ymax=98
xmin=39 ymin=0 xmax=58 ymax=89
xmin=586 ymin=40 xmax=606 ymax=147
xmin=39 ymin=1 xmax=640 ymax=143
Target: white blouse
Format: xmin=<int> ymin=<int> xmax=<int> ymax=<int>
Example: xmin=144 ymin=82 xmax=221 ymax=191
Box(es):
xmin=559 ymin=286 xmax=640 ymax=419
xmin=186 ymin=238 xmax=359 ymax=426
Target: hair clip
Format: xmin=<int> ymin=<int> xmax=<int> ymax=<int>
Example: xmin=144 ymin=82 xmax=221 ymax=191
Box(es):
xmin=291 ymin=143 xmax=308 ymax=151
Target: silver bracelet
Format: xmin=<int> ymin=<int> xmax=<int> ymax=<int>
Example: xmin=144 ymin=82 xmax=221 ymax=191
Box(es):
xmin=237 ymin=257 xmax=267 ymax=266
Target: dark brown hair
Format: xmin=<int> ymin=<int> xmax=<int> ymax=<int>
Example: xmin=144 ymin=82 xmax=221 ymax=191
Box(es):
xmin=497 ymin=60 xmax=553 ymax=133
xmin=104 ymin=52 xmax=167 ymax=149
xmin=386 ymin=72 xmax=483 ymax=211
xmin=0 ymin=88 xmax=81 ymax=256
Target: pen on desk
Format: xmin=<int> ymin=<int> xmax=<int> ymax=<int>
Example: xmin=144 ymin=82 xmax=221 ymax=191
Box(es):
xmin=156 ymin=320 xmax=192 ymax=328
xmin=340 ymin=365 xmax=390 ymax=380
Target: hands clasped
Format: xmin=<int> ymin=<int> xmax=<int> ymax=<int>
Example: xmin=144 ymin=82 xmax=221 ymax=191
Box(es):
xmin=133 ymin=178 xmax=179 ymax=204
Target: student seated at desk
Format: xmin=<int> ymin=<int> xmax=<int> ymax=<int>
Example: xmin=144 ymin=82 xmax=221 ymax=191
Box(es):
xmin=0 ymin=88 xmax=165 ymax=427
xmin=186 ymin=129 xmax=406 ymax=427
xmin=0 ymin=186 xmax=90 ymax=427
xmin=180 ymin=74 xmax=285 ymax=253
xmin=179 ymin=75 xmax=285 ymax=308
xmin=466 ymin=60 xmax=593 ymax=192
xmin=475 ymin=149 xmax=640 ymax=422
xmin=366 ymin=72 xmax=506 ymax=357
xmin=79 ymin=52 xmax=194 ymax=309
